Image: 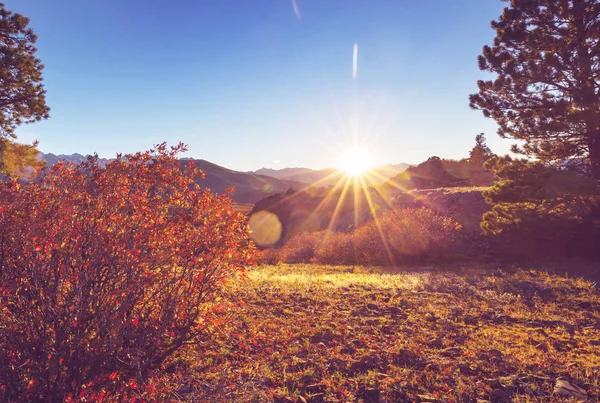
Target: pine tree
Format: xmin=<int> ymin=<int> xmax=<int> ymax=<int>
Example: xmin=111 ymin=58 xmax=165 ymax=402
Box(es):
xmin=471 ymin=1 xmax=600 ymax=254
xmin=0 ymin=3 xmax=49 ymax=176
xmin=469 ymin=0 xmax=600 ymax=180
xmin=0 ymin=138 xmax=43 ymax=177
xmin=469 ymin=133 xmax=493 ymax=168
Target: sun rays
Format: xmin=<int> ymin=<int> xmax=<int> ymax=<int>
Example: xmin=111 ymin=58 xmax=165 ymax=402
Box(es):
xmin=338 ymin=148 xmax=372 ymax=177
xmin=249 ymin=143 xmax=420 ymax=267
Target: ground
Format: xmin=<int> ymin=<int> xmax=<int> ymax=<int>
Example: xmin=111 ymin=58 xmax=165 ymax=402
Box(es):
xmin=169 ymin=264 xmax=600 ymax=402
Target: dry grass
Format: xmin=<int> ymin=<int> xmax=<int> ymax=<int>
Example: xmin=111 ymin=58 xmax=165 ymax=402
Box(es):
xmin=166 ymin=264 xmax=600 ymax=402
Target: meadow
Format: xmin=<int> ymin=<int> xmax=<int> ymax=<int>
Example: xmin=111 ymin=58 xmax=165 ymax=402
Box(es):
xmin=169 ymin=264 xmax=600 ymax=402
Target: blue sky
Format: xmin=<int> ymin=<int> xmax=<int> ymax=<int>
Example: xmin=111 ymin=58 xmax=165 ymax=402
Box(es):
xmin=11 ymin=0 xmax=508 ymax=171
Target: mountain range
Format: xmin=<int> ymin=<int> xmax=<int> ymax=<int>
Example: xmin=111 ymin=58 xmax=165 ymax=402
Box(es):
xmin=252 ymin=163 xmax=410 ymax=187
xmin=36 ymin=154 xmax=409 ymax=204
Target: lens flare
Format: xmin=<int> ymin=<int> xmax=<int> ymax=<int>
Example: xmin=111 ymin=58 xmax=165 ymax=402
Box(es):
xmin=292 ymin=0 xmax=301 ymax=20
xmin=353 ymin=43 xmax=358 ymax=78
xmin=248 ymin=210 xmax=282 ymax=247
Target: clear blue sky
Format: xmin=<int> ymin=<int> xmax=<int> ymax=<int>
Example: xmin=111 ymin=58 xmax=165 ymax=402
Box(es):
xmin=10 ymin=0 xmax=509 ymax=171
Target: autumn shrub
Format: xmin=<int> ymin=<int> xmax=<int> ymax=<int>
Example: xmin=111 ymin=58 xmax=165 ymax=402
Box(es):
xmin=278 ymin=206 xmax=462 ymax=266
xmin=278 ymin=231 xmax=323 ymax=263
xmin=314 ymin=231 xmax=356 ymax=265
xmin=0 ymin=143 xmax=254 ymax=401
xmin=256 ymin=247 xmax=282 ymax=265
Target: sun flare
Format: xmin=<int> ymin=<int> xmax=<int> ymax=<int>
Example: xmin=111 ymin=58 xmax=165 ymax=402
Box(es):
xmin=338 ymin=148 xmax=373 ymax=177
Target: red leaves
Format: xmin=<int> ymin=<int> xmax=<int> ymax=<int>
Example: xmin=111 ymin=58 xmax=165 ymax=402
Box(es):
xmin=0 ymin=144 xmax=255 ymax=401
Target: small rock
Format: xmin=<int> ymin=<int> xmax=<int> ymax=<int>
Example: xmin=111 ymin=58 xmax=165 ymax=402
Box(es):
xmin=554 ymin=379 xmax=587 ymax=402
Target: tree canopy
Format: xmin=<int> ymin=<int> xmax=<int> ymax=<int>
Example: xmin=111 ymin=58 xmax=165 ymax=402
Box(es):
xmin=0 ymin=3 xmax=49 ymax=176
xmin=469 ymin=0 xmax=600 ymax=180
xmin=0 ymin=3 xmax=49 ymax=139
xmin=469 ymin=133 xmax=494 ymax=167
xmin=472 ymin=1 xmax=600 ymax=253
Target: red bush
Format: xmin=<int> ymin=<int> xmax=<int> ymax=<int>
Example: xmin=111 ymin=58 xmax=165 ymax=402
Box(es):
xmin=0 ymin=143 xmax=254 ymax=401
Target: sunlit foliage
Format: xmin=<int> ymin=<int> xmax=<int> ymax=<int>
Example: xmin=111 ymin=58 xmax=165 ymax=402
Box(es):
xmin=261 ymin=206 xmax=463 ymax=266
xmin=469 ymin=0 xmax=600 ymax=180
xmin=0 ymin=138 xmax=44 ymax=177
xmin=0 ymin=3 xmax=49 ymax=138
xmin=0 ymin=143 xmax=254 ymax=401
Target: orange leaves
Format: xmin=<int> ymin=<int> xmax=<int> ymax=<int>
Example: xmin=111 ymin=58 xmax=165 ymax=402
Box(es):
xmin=0 ymin=144 xmax=255 ymax=402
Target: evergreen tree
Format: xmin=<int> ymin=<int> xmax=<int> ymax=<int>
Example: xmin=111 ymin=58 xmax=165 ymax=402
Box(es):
xmin=0 ymin=3 xmax=49 ymax=176
xmin=471 ymin=0 xmax=600 ymax=253
xmin=469 ymin=0 xmax=600 ymax=180
xmin=0 ymin=138 xmax=43 ymax=176
xmin=469 ymin=133 xmax=493 ymax=168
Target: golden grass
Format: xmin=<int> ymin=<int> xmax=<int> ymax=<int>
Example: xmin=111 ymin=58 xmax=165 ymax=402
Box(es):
xmin=166 ymin=264 xmax=600 ymax=402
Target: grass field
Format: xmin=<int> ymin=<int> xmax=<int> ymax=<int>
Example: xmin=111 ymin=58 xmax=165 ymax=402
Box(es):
xmin=170 ymin=264 xmax=600 ymax=402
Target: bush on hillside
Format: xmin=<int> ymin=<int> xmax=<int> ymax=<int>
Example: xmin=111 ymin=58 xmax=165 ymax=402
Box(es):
xmin=482 ymin=157 xmax=600 ymax=259
xmin=0 ymin=143 xmax=254 ymax=401
xmin=273 ymin=206 xmax=463 ymax=266
xmin=278 ymin=231 xmax=323 ymax=263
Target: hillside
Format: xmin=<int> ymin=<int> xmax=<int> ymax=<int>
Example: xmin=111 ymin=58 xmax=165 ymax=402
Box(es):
xmin=253 ymin=163 xmax=409 ymax=187
xmin=40 ymin=153 xmax=110 ymax=167
xmin=36 ymin=153 xmax=307 ymax=204
xmin=396 ymin=187 xmax=490 ymax=233
xmin=380 ymin=157 xmax=494 ymax=197
xmin=183 ymin=159 xmax=307 ymax=204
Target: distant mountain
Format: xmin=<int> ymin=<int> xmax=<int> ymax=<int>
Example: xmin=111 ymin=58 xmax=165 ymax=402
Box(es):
xmin=36 ymin=154 xmax=308 ymax=204
xmin=252 ymin=163 xmax=410 ymax=187
xmin=182 ymin=159 xmax=308 ymax=204
xmin=39 ymin=153 xmax=110 ymax=167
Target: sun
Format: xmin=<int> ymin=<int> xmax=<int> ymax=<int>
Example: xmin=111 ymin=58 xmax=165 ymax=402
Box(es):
xmin=338 ymin=148 xmax=373 ymax=177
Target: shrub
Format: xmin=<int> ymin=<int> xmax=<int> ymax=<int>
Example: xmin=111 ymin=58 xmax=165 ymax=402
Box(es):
xmin=0 ymin=143 xmax=254 ymax=401
xmin=482 ymin=157 xmax=600 ymax=259
xmin=277 ymin=206 xmax=462 ymax=266
xmin=278 ymin=231 xmax=323 ymax=263
xmin=350 ymin=206 xmax=463 ymax=265
xmin=256 ymin=247 xmax=282 ymax=265
xmin=314 ymin=231 xmax=356 ymax=265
